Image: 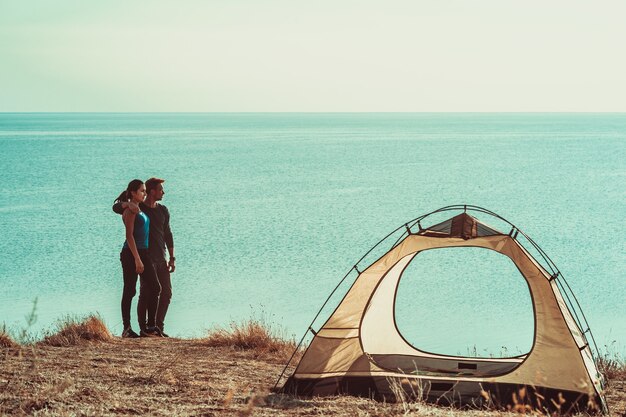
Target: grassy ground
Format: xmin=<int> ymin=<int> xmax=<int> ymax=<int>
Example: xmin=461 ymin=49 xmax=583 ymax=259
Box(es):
xmin=0 ymin=317 xmax=624 ymax=416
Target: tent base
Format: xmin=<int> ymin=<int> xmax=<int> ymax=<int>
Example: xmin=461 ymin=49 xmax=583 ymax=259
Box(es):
xmin=281 ymin=376 xmax=603 ymax=414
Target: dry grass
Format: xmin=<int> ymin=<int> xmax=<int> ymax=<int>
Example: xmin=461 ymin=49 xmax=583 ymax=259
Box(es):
xmin=1 ymin=337 xmax=623 ymax=417
xmin=0 ymin=326 xmax=18 ymax=349
xmin=598 ymin=344 xmax=626 ymax=381
xmin=204 ymin=319 xmax=301 ymax=363
xmin=0 ymin=315 xmax=624 ymax=416
xmin=38 ymin=315 xmax=112 ymax=347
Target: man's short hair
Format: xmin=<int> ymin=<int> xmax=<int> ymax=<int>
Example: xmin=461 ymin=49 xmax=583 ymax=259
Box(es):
xmin=145 ymin=177 xmax=165 ymax=193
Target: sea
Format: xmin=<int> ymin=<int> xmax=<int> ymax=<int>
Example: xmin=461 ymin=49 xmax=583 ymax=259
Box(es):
xmin=0 ymin=113 xmax=624 ymax=357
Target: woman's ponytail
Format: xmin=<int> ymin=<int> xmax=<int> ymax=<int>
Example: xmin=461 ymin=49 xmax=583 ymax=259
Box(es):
xmin=114 ymin=190 xmax=128 ymax=204
xmin=114 ymin=179 xmax=144 ymax=204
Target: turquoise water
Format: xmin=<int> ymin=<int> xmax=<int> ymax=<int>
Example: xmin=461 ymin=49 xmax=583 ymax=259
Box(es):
xmin=0 ymin=113 xmax=624 ymax=356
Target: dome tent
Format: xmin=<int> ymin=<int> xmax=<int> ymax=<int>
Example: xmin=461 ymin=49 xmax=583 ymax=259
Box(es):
xmin=276 ymin=205 xmax=607 ymax=413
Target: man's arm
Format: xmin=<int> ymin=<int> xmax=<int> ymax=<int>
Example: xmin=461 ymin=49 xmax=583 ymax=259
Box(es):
xmin=113 ymin=201 xmax=139 ymax=215
xmin=163 ymin=206 xmax=175 ymax=272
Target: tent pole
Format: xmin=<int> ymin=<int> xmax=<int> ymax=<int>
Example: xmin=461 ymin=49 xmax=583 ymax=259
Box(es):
xmin=273 ymin=222 xmax=408 ymax=389
xmin=272 ymin=266 xmax=358 ymax=390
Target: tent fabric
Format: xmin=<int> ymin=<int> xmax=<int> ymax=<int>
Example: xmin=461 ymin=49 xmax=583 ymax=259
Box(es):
xmin=420 ymin=212 xmax=501 ymax=239
xmin=281 ymin=212 xmax=606 ymax=413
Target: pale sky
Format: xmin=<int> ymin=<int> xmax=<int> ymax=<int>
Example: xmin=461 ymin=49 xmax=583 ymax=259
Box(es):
xmin=1 ymin=0 xmax=625 ymax=112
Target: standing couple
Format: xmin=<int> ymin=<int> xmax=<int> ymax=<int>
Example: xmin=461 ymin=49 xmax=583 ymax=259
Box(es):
xmin=113 ymin=177 xmax=175 ymax=338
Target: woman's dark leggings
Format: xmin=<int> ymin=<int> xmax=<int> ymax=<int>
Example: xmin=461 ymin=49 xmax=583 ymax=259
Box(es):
xmin=120 ymin=248 xmax=161 ymax=330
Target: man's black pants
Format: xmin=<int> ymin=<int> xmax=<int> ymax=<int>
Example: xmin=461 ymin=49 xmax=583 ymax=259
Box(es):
xmin=153 ymin=258 xmax=172 ymax=331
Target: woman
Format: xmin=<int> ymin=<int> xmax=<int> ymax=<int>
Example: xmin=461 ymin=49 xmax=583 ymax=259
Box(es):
xmin=114 ymin=179 xmax=161 ymax=338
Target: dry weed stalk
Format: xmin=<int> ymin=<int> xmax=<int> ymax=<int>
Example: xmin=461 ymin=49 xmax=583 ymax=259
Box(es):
xmin=145 ymin=350 xmax=187 ymax=385
xmin=503 ymin=385 xmax=598 ymax=416
xmin=508 ymin=386 xmax=535 ymax=414
xmin=240 ymin=393 xmax=267 ymax=417
xmin=1 ymin=299 xmax=41 ymax=415
xmin=223 ymin=388 xmax=235 ymax=408
xmin=386 ymin=376 xmax=425 ymax=414
xmin=597 ymin=342 xmax=626 ymax=382
xmin=479 ymin=386 xmax=495 ymax=409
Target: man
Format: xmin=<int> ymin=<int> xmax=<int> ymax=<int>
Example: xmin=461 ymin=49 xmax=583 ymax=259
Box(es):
xmin=113 ymin=177 xmax=175 ymax=337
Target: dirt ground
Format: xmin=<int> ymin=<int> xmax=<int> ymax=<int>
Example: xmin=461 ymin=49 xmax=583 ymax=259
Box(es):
xmin=1 ymin=338 xmax=624 ymax=416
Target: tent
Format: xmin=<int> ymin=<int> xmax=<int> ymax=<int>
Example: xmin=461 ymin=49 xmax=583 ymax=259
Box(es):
xmin=277 ymin=205 xmax=607 ymax=413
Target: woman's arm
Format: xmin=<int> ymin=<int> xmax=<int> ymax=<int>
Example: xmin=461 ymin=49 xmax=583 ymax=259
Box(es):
xmin=123 ymin=209 xmax=144 ymax=274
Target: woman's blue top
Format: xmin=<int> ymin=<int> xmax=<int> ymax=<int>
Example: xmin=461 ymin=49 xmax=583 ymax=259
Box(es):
xmin=123 ymin=211 xmax=150 ymax=250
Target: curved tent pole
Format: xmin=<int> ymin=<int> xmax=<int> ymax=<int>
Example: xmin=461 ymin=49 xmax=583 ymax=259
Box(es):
xmin=403 ymin=205 xmax=598 ymax=353
xmin=272 ymin=266 xmax=357 ymax=390
xmin=274 ymin=205 xmax=603 ymax=389
xmin=405 ymin=204 xmax=601 ymax=362
xmin=496 ymin=217 xmax=601 ymax=361
xmin=273 ymin=222 xmax=408 ymax=389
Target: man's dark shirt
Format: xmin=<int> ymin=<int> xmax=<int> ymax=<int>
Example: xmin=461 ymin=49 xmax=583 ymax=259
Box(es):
xmin=113 ymin=202 xmax=174 ymax=262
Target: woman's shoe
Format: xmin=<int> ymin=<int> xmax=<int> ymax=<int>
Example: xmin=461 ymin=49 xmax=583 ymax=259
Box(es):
xmin=122 ymin=327 xmax=140 ymax=338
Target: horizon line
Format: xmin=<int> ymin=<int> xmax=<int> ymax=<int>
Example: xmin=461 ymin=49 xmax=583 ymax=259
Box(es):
xmin=1 ymin=111 xmax=626 ymax=114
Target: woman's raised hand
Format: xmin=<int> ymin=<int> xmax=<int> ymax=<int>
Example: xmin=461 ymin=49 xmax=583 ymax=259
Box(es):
xmin=127 ymin=202 xmax=140 ymax=214
xmin=123 ymin=202 xmax=140 ymax=214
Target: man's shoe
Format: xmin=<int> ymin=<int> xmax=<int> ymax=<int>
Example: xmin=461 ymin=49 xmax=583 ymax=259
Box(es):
xmin=122 ymin=327 xmax=140 ymax=338
xmin=157 ymin=327 xmax=170 ymax=338
xmin=140 ymin=327 xmax=164 ymax=337
xmin=150 ymin=326 xmax=165 ymax=337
